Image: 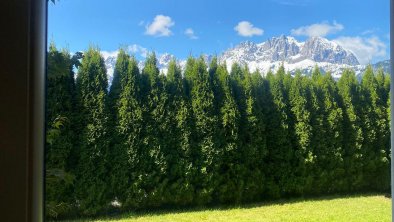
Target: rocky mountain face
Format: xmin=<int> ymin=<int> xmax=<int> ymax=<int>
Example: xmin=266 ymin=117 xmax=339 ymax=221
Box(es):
xmin=372 ymin=60 xmax=390 ymax=74
xmin=103 ymin=56 xmax=117 ymax=84
xmin=221 ymin=36 xmax=359 ymax=64
xmin=102 ymin=35 xmax=387 ymax=85
xmin=219 ymin=35 xmax=362 ymax=78
xmin=300 ymin=36 xmax=359 ymax=65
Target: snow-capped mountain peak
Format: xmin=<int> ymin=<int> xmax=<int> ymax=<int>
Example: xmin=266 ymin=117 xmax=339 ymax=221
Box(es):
xmin=102 ymin=35 xmax=382 ymax=84
xmin=300 ymin=36 xmax=359 ymax=65
xmin=158 ymin=53 xmax=174 ymax=66
xmin=222 ymin=35 xmax=359 ymax=65
xmin=220 ymin=35 xmax=362 ymax=78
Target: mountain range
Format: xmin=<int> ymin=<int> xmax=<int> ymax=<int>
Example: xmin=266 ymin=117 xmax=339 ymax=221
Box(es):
xmin=103 ymin=35 xmax=390 ymax=84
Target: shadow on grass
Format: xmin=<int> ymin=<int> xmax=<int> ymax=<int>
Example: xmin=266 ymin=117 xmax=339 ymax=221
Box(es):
xmin=72 ymin=192 xmax=389 ymax=221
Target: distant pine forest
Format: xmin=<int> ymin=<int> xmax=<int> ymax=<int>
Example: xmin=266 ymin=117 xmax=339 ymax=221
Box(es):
xmin=46 ymin=43 xmax=391 ymax=219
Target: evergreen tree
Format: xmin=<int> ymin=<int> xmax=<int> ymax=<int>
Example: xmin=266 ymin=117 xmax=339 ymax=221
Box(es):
xmin=190 ymin=56 xmax=219 ymax=204
xmin=308 ymin=67 xmax=325 ymax=193
xmin=46 ymin=42 xmax=76 ymax=214
xmin=117 ymin=55 xmax=144 ymax=207
xmin=318 ymin=73 xmax=345 ymax=192
xmin=214 ymin=63 xmax=242 ymax=203
xmin=230 ymin=63 xmax=247 ymax=137
xmin=241 ymin=69 xmax=267 ymax=201
xmin=110 ymin=52 xmax=143 ymax=207
xmin=377 ymin=70 xmax=391 ymax=173
xmin=264 ymin=65 xmax=294 ymax=197
xmin=107 ymin=49 xmax=129 ymax=203
xmin=108 ymin=49 xmax=130 ymax=124
xmin=288 ymin=71 xmax=312 ymax=194
xmin=337 ymin=69 xmax=364 ymax=191
xmin=166 ymin=59 xmax=195 ymax=205
xmin=183 ymin=56 xmax=197 ymax=99
xmin=360 ymin=66 xmax=390 ymax=190
xmin=139 ymin=52 xmax=169 ymax=207
xmin=75 ymin=46 xmax=111 ymax=214
xmin=208 ymin=57 xmax=222 ymax=119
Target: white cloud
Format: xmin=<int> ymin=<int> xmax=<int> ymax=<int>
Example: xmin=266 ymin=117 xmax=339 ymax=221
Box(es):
xmin=145 ymin=15 xmax=174 ymax=37
xmin=184 ymin=28 xmax=198 ymax=39
xmin=234 ymin=21 xmax=264 ymax=37
xmin=291 ymin=21 xmax=343 ymax=37
xmin=361 ymin=29 xmax=375 ymax=35
xmin=333 ymin=36 xmax=387 ymax=64
xmin=138 ymin=20 xmax=145 ymax=26
xmin=101 ymin=50 xmax=118 ymax=60
xmin=101 ymin=44 xmax=149 ymax=61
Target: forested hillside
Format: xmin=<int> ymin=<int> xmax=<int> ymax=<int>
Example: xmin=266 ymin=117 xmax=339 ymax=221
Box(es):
xmin=46 ymin=43 xmax=391 ymax=219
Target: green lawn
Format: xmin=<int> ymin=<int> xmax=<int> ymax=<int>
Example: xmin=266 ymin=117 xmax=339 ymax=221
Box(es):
xmin=74 ymin=194 xmax=391 ymax=222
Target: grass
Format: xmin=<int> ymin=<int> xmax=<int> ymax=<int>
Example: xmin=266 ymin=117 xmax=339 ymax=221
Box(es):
xmin=70 ymin=194 xmax=391 ymax=222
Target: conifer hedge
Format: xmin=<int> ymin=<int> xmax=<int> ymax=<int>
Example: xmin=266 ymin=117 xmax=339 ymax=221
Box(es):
xmin=46 ymin=45 xmax=391 ymax=219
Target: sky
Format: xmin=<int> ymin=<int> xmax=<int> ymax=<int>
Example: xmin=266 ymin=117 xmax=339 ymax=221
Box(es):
xmin=48 ymin=0 xmax=390 ymax=64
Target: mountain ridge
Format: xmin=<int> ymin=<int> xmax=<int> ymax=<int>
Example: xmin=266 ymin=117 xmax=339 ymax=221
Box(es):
xmin=103 ymin=35 xmax=388 ymax=84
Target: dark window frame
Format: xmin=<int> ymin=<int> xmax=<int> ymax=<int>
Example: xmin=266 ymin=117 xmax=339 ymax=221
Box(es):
xmin=0 ymin=0 xmax=46 ymax=221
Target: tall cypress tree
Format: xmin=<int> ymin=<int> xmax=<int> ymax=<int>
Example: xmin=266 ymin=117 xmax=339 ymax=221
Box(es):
xmin=288 ymin=71 xmax=312 ymax=194
xmin=46 ymin=43 xmax=75 ymax=170
xmin=139 ymin=52 xmax=169 ymax=207
xmin=108 ymin=50 xmax=141 ymax=207
xmin=308 ymin=67 xmax=325 ymax=193
xmin=46 ymin=42 xmax=76 ymax=213
xmin=108 ymin=49 xmax=130 ymax=124
xmin=208 ymin=57 xmax=222 ymax=123
xmin=183 ymin=56 xmax=197 ymax=99
xmin=190 ymin=56 xmax=219 ymax=204
xmin=360 ymin=66 xmax=390 ymax=190
xmin=214 ymin=63 xmax=242 ymax=203
xmin=182 ymin=56 xmax=200 ymax=204
xmin=166 ymin=59 xmax=195 ymax=205
xmin=242 ymin=69 xmax=267 ymax=202
xmin=376 ymin=69 xmax=391 ymax=182
xmin=319 ymin=73 xmax=345 ymax=192
xmin=337 ymin=69 xmax=364 ymax=191
xmin=114 ymin=55 xmax=144 ymax=207
xmin=230 ymin=63 xmax=247 ymax=142
xmin=264 ymin=65 xmax=294 ymax=197
xmin=75 ymin=46 xmax=111 ymax=215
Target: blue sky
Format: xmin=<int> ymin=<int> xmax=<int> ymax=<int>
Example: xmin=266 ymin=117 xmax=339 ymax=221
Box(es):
xmin=48 ymin=0 xmax=389 ymax=64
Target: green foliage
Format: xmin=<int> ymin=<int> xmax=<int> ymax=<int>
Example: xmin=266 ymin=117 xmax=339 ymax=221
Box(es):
xmin=264 ymin=65 xmax=295 ymax=197
xmin=288 ymin=71 xmax=312 ymax=194
xmin=108 ymin=50 xmax=142 ymax=207
xmin=360 ymin=66 xmax=390 ymax=190
xmin=47 ymin=45 xmax=391 ymax=219
xmin=134 ymin=52 xmax=172 ymax=207
xmin=189 ymin=57 xmax=220 ymax=205
xmin=46 ymin=116 xmax=76 ymax=219
xmin=75 ymin=46 xmax=111 ymax=215
xmin=165 ymin=59 xmax=195 ymax=205
xmin=215 ymin=63 xmax=242 ymax=203
xmin=337 ymin=69 xmax=364 ymax=191
xmin=46 ymin=43 xmax=77 ymax=219
xmin=313 ymin=72 xmax=345 ymax=193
